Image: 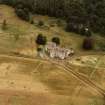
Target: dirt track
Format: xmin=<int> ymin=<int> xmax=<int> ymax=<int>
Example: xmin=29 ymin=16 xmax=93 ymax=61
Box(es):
xmin=0 ymin=54 xmax=59 ymax=105
xmin=0 ymin=54 xmax=104 ymax=96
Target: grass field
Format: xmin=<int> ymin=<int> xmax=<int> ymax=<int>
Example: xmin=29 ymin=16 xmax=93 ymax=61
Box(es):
xmin=0 ymin=56 xmax=104 ymax=105
xmin=0 ymin=5 xmax=85 ymax=55
xmin=0 ymin=4 xmax=105 ymax=105
xmin=0 ymin=5 xmax=105 ymax=54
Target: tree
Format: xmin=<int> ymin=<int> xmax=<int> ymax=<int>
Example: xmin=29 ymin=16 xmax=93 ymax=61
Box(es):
xmin=65 ymin=1 xmax=86 ymax=23
xmin=3 ymin=0 xmax=16 ymax=6
xmin=82 ymin=37 xmax=93 ymax=50
xmin=65 ymin=0 xmax=87 ymax=34
xmin=83 ymin=0 xmax=105 ymax=34
xmin=80 ymin=27 xmax=92 ymax=36
xmin=54 ymin=0 xmax=65 ymax=18
xmin=15 ymin=2 xmax=30 ymax=21
xmin=30 ymin=19 xmax=34 ymax=24
xmin=2 ymin=19 xmax=7 ymax=30
xmin=66 ymin=22 xmax=79 ymax=33
xmin=15 ymin=8 xmax=30 ymax=21
xmin=36 ymin=34 xmax=47 ymax=46
xmin=52 ymin=37 xmax=60 ymax=45
xmin=2 ymin=0 xmax=105 ymax=35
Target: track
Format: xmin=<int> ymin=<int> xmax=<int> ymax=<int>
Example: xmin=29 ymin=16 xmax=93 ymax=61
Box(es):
xmin=0 ymin=54 xmax=105 ymax=96
xmin=47 ymin=59 xmax=105 ymax=96
xmin=64 ymin=63 xmax=105 ymax=95
xmin=74 ymin=51 xmax=105 ymax=58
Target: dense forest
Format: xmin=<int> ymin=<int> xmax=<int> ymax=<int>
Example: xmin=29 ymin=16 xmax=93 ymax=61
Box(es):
xmin=1 ymin=0 xmax=105 ymax=35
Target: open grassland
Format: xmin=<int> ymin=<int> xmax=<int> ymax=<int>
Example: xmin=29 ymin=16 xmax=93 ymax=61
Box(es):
xmin=0 ymin=5 xmax=85 ymax=55
xmin=0 ymin=56 xmax=104 ymax=105
xmin=0 ymin=4 xmax=105 ymax=105
xmin=68 ymin=54 xmax=105 ymax=92
xmin=0 ymin=5 xmax=105 ymax=55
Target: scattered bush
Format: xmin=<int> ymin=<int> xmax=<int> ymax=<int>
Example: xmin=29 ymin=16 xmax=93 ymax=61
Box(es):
xmin=66 ymin=22 xmax=92 ymax=36
xmin=52 ymin=37 xmax=60 ymax=45
xmin=37 ymin=47 xmax=42 ymax=52
xmin=56 ymin=19 xmax=63 ymax=27
xmin=30 ymin=19 xmax=34 ymax=24
xmin=15 ymin=8 xmax=30 ymax=21
xmin=95 ymin=42 xmax=105 ymax=51
xmin=15 ymin=3 xmax=24 ymax=9
xmin=2 ymin=19 xmax=7 ymax=30
xmin=36 ymin=34 xmax=47 ymax=46
xmin=38 ymin=20 xmax=44 ymax=27
xmin=82 ymin=37 xmax=93 ymax=50
xmin=80 ymin=27 xmax=92 ymax=36
xmin=66 ymin=22 xmax=79 ymax=33
xmin=15 ymin=3 xmax=30 ymax=21
xmin=14 ymin=34 xmax=20 ymax=41
xmin=3 ymin=0 xmax=15 ymax=6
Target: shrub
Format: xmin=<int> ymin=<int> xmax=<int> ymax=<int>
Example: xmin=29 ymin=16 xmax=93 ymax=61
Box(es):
xmin=15 ymin=3 xmax=24 ymax=9
xmin=95 ymin=42 xmax=105 ymax=51
xmin=30 ymin=19 xmax=34 ymax=24
xmin=56 ymin=19 xmax=63 ymax=27
xmin=80 ymin=26 xmax=86 ymax=35
xmin=82 ymin=37 xmax=93 ymax=50
xmin=2 ymin=19 xmax=7 ymax=30
xmin=38 ymin=20 xmax=44 ymax=27
xmin=55 ymin=9 xmax=64 ymax=18
xmin=36 ymin=34 xmax=47 ymax=46
xmin=15 ymin=3 xmax=30 ymax=21
xmin=15 ymin=8 xmax=30 ymax=21
xmin=66 ymin=22 xmax=92 ymax=36
xmin=52 ymin=37 xmax=60 ymax=45
xmin=66 ymin=22 xmax=79 ymax=33
xmin=80 ymin=27 xmax=92 ymax=36
xmin=37 ymin=47 xmax=42 ymax=52
xmin=3 ymin=0 xmax=15 ymax=6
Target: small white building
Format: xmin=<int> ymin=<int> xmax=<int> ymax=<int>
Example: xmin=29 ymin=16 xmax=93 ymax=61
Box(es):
xmin=45 ymin=42 xmax=74 ymax=59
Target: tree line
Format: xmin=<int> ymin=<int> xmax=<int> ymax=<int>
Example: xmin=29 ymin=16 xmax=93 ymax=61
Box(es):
xmin=1 ymin=0 xmax=105 ymax=35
